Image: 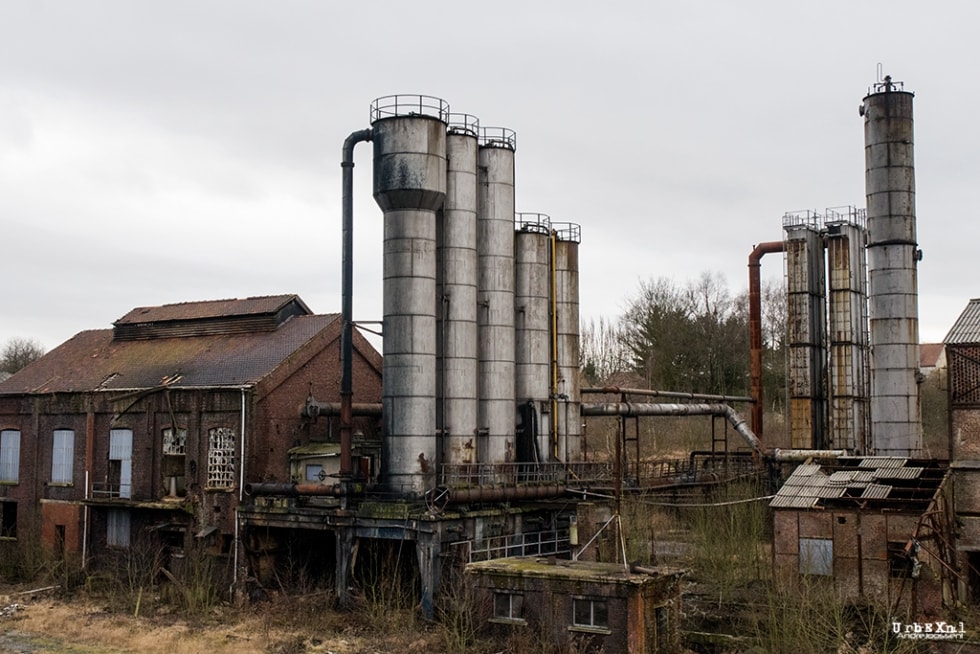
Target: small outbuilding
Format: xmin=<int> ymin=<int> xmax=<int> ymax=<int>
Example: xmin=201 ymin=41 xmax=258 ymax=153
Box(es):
xmin=465 ymin=556 xmax=685 ymax=654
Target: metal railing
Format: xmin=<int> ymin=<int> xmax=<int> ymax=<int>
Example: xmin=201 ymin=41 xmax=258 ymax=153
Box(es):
xmin=370 ymin=94 xmax=450 ymax=124
xmin=90 ymin=481 xmax=131 ymax=499
xmin=465 ymin=529 xmax=572 ymax=562
xmin=439 ymin=462 xmax=612 ymax=488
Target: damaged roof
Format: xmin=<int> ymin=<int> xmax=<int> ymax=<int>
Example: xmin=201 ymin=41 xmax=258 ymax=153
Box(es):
xmin=945 ymin=298 xmax=980 ymax=344
xmin=0 ymin=295 xmax=347 ymax=393
xmin=770 ymin=456 xmax=947 ymax=512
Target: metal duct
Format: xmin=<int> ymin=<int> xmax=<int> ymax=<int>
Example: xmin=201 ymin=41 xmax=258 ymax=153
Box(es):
xmin=477 ymin=127 xmax=517 ymax=464
xmin=783 ymin=212 xmax=827 ymax=449
xmin=514 ymin=213 xmax=552 ymax=463
xmin=861 ymin=76 xmax=922 ymax=456
xmin=554 ymin=224 xmax=582 ymax=462
xmin=748 ymin=240 xmax=784 ymax=439
xmin=371 ymin=95 xmax=449 ymax=497
xmin=438 ymin=114 xmax=481 ymax=466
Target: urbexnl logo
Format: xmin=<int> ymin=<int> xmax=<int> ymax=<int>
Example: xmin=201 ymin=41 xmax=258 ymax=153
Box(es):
xmin=892 ymin=620 xmax=965 ymax=640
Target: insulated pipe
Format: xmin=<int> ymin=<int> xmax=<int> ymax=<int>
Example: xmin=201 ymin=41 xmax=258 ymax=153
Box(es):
xmin=748 ymin=241 xmax=784 ymax=440
xmin=244 ymin=482 xmax=364 ymax=497
xmin=580 ymin=402 xmax=764 ymax=455
xmin=434 ymin=483 xmax=567 ymax=504
xmin=304 ymin=401 xmax=383 ymax=418
xmin=341 ymin=128 xmax=374 ymax=479
xmin=769 ymin=448 xmax=847 ymax=462
xmin=582 ymin=386 xmax=754 ymax=404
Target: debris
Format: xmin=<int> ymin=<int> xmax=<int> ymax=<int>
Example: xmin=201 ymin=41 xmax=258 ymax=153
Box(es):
xmin=0 ymin=603 xmax=25 ymax=618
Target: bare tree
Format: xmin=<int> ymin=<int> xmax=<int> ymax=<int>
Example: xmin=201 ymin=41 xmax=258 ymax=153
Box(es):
xmin=1 ymin=337 xmax=46 ymax=374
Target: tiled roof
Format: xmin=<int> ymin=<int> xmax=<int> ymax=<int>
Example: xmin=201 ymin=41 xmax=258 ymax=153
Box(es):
xmin=0 ymin=313 xmax=341 ymax=394
xmin=114 ymin=294 xmax=308 ymax=325
xmin=945 ymin=299 xmax=980 ymax=344
xmin=770 ymin=456 xmax=947 ymax=512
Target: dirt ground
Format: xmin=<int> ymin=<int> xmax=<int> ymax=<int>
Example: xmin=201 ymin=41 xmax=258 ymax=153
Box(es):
xmin=0 ymin=588 xmax=443 ymax=654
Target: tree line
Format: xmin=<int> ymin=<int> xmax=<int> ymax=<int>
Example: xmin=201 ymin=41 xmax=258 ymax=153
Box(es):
xmin=580 ymin=272 xmax=787 ymax=412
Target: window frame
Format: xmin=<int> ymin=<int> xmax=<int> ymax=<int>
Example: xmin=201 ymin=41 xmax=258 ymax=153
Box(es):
xmin=0 ymin=500 xmax=16 ymax=540
xmin=569 ymin=596 xmax=611 ymax=635
xmin=799 ymin=537 xmax=834 ymax=576
xmin=107 ymin=508 xmax=131 ymax=548
xmin=0 ymin=429 xmax=21 ymax=484
xmin=491 ymin=591 xmax=526 ymax=625
xmin=207 ymin=427 xmax=236 ymax=490
xmin=51 ymin=428 xmax=75 ymax=485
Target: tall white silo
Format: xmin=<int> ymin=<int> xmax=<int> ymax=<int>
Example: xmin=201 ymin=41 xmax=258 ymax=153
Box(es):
xmin=477 ymin=127 xmax=517 ymax=465
xmin=514 ymin=213 xmax=552 ymax=463
xmin=437 ymin=113 xmax=480 ymax=466
xmin=371 ymin=95 xmax=448 ymax=496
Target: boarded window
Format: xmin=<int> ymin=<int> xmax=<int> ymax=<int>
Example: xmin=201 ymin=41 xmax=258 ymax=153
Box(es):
xmin=107 ymin=509 xmax=130 ymax=548
xmin=207 ymin=428 xmax=236 ymax=489
xmin=0 ymin=430 xmax=20 ymax=483
xmin=799 ymin=537 xmax=833 ymax=576
xmin=52 ymin=429 xmax=75 ymax=484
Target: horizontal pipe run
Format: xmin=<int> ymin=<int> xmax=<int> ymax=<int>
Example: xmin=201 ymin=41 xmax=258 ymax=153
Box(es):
xmin=581 ymin=386 xmax=754 ymax=404
xmin=244 ymin=482 xmax=374 ymax=497
xmin=303 ymin=401 xmax=383 ymax=418
xmin=580 ymin=402 xmax=764 ymax=455
xmin=769 ymin=449 xmax=847 ymax=462
xmin=440 ymin=483 xmax=567 ymax=504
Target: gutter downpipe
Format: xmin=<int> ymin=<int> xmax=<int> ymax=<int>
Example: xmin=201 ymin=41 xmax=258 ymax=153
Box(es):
xmin=234 ymin=386 xmax=246 ymax=594
xmin=748 ymin=241 xmax=784 ymax=440
xmin=340 ymin=128 xmax=374 ymax=480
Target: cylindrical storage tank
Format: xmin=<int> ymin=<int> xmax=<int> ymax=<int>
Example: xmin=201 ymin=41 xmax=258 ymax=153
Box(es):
xmin=371 ymin=95 xmax=448 ymax=497
xmin=477 ymin=127 xmax=517 ymax=466
xmin=782 ymin=212 xmax=827 ymax=450
xmin=438 ymin=114 xmax=480 ymax=466
xmin=514 ymin=213 xmax=552 ymax=464
xmin=825 ymin=208 xmax=870 ymax=454
xmin=861 ymin=78 xmax=922 ymax=457
xmin=554 ymin=223 xmax=582 ymax=462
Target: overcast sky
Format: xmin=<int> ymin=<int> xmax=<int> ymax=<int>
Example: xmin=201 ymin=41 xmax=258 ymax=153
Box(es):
xmin=1 ymin=1 xmax=976 ymax=354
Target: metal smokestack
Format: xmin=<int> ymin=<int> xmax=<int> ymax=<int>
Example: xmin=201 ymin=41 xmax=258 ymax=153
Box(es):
xmin=861 ymin=76 xmax=922 ymax=456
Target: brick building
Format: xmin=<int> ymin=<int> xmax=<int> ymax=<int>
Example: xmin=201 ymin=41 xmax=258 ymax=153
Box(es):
xmin=0 ymin=295 xmax=381 ymax=572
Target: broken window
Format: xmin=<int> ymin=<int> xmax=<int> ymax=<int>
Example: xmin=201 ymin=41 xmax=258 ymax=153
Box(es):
xmin=799 ymin=537 xmax=833 ymax=576
xmin=572 ymin=596 xmax=609 ymax=631
xmin=492 ymin=592 xmax=525 ymax=623
xmin=108 ymin=428 xmax=133 ymax=499
xmin=207 ymin=428 xmax=236 ymax=490
xmin=163 ymin=427 xmax=187 ymax=456
xmin=0 ymin=501 xmax=16 ymax=539
xmin=0 ymin=430 xmax=20 ymax=483
xmin=51 ymin=429 xmax=75 ymax=484
xmin=107 ymin=509 xmax=130 ymax=548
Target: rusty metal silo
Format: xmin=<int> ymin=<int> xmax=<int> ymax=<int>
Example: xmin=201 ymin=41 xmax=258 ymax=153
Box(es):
xmin=825 ymin=207 xmax=870 ymax=453
xmin=371 ymin=95 xmax=448 ymax=496
xmin=861 ymin=76 xmax=922 ymax=456
xmin=783 ymin=211 xmax=827 ymax=450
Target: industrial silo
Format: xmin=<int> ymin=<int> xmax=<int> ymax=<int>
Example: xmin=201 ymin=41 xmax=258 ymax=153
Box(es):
xmin=371 ymin=95 xmax=448 ymax=496
xmin=825 ymin=207 xmax=870 ymax=453
xmin=783 ymin=211 xmax=827 ymax=450
xmin=861 ymin=77 xmax=922 ymax=456
xmin=553 ymin=223 xmax=581 ymax=462
xmin=437 ymin=113 xmax=480 ymax=466
xmin=477 ymin=127 xmax=517 ymax=466
xmin=514 ymin=213 xmax=552 ymax=464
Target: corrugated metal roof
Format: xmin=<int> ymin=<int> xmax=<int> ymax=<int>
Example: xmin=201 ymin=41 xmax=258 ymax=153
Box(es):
xmin=860 ymin=457 xmax=907 ymax=468
xmin=861 ymin=484 xmax=893 ymax=499
xmin=874 ymin=466 xmax=923 ymax=480
xmin=0 ymin=313 xmax=343 ymax=394
xmin=945 ymin=299 xmax=980 ymax=344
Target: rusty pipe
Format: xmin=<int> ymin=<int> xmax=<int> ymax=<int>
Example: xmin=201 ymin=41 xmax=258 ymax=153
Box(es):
xmin=748 ymin=241 xmax=784 ymax=440
xmin=304 ymin=400 xmax=383 ymax=418
xmin=439 ymin=483 xmax=567 ymax=504
xmin=244 ymin=481 xmax=375 ymax=497
xmin=582 ymin=386 xmax=753 ymax=404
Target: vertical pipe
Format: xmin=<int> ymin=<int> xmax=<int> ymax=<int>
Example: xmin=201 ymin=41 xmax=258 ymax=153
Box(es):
xmin=554 ymin=224 xmax=582 ymax=462
xmin=861 ymin=77 xmax=922 ymax=456
xmin=341 ymin=128 xmax=374 ymax=478
xmin=748 ymin=241 xmax=784 ymax=440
